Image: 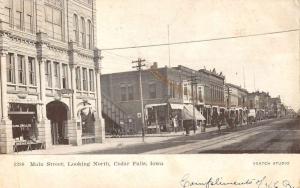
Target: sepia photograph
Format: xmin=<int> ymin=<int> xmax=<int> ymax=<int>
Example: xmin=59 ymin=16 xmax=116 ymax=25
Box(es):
xmin=0 ymin=0 xmax=299 ymax=155
xmin=0 ymin=0 xmax=300 ymax=187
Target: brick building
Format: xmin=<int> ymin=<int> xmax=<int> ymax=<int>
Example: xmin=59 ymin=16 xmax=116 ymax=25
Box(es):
xmin=0 ymin=0 xmax=104 ymax=153
xmin=269 ymin=96 xmax=283 ymax=118
xmin=224 ymin=83 xmax=248 ymax=108
xmin=101 ymin=64 xmax=225 ymax=133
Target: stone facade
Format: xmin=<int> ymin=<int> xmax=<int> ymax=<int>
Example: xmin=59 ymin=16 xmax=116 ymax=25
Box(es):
xmin=0 ymin=0 xmax=104 ymax=153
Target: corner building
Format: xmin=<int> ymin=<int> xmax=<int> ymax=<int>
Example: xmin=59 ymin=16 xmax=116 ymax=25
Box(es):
xmin=0 ymin=0 xmax=105 ymax=153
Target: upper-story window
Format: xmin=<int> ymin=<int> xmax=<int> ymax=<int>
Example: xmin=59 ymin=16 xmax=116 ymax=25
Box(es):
xmin=4 ymin=0 xmax=12 ymax=27
xmin=89 ymin=69 xmax=94 ymax=92
xmin=183 ymin=84 xmax=188 ymax=96
xmin=149 ymin=83 xmax=156 ymax=99
xmin=62 ymin=64 xmax=68 ymax=89
xmin=82 ymin=68 xmax=88 ymax=91
xmin=24 ymin=0 xmax=33 ymax=33
xmin=15 ymin=0 xmax=23 ymax=30
xmin=53 ymin=62 xmax=60 ymax=88
xmin=87 ymin=20 xmax=93 ymax=49
xmin=45 ymin=5 xmax=63 ymax=41
xmin=28 ymin=57 xmax=35 ymax=85
xmin=128 ymin=85 xmax=134 ymax=100
xmin=73 ymin=14 xmax=79 ymax=43
xmin=198 ymin=86 xmax=203 ymax=103
xmin=120 ymin=86 xmax=126 ymax=101
xmin=45 ymin=61 xmax=52 ymax=87
xmin=183 ymin=83 xmax=189 ymax=101
xmin=76 ymin=67 xmax=81 ymax=90
xmin=11 ymin=0 xmax=33 ymax=32
xmin=17 ymin=55 xmax=26 ymax=85
xmin=80 ymin=17 xmax=86 ymax=48
xmin=169 ymin=81 xmax=176 ymax=98
xmin=6 ymin=53 xmax=15 ymax=83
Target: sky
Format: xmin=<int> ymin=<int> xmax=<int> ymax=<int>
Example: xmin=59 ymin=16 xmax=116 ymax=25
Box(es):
xmin=96 ymin=0 xmax=300 ymax=111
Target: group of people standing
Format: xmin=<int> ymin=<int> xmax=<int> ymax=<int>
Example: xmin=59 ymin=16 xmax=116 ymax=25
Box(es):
xmin=180 ymin=108 xmax=252 ymax=135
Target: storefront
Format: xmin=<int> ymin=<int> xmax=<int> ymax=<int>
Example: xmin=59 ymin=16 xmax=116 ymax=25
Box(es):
xmin=78 ymin=104 xmax=96 ymax=144
xmin=182 ymin=104 xmax=206 ymax=129
xmin=9 ymin=103 xmax=43 ymax=152
xmin=145 ymin=103 xmax=168 ymax=133
xmin=169 ymin=103 xmax=184 ymax=132
xmin=145 ymin=103 xmax=187 ymax=133
xmin=46 ymin=101 xmax=69 ymax=145
xmin=204 ymin=105 xmax=212 ymax=125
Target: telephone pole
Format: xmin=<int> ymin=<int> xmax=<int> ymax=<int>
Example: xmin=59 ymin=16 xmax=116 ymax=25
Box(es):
xmin=132 ymin=58 xmax=146 ymax=142
xmin=190 ymin=73 xmax=198 ymax=134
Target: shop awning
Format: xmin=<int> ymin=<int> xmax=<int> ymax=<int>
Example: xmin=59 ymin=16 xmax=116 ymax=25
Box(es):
xmin=183 ymin=104 xmax=206 ymax=121
xmin=145 ymin=103 xmax=167 ymax=108
xmin=170 ymin=103 xmax=184 ymax=110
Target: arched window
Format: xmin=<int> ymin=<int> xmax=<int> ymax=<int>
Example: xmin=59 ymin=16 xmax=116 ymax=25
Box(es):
xmin=87 ymin=20 xmax=93 ymax=49
xmin=73 ymin=14 xmax=79 ymax=43
xmin=80 ymin=17 xmax=86 ymax=48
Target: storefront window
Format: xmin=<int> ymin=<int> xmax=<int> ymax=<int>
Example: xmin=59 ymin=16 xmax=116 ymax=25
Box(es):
xmin=9 ymin=103 xmax=37 ymax=141
xmin=81 ymin=106 xmax=95 ymax=136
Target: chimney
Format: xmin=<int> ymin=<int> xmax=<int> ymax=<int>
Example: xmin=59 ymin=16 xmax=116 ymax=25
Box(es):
xmin=151 ymin=62 xmax=158 ymax=69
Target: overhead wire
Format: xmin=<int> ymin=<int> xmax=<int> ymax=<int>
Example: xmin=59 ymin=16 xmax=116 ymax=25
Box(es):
xmin=100 ymin=29 xmax=299 ymax=51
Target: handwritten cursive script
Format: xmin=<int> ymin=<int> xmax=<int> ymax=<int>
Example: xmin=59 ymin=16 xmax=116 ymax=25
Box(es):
xmin=180 ymin=174 xmax=295 ymax=188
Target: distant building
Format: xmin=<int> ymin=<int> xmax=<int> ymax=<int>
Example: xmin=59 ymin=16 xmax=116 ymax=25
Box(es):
xmin=101 ymin=64 xmax=225 ymax=134
xmin=224 ymin=83 xmax=248 ymax=109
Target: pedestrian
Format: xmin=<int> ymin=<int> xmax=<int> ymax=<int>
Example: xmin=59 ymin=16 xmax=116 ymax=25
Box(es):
xmin=172 ymin=115 xmax=178 ymax=133
xmin=183 ymin=120 xmax=190 ymax=136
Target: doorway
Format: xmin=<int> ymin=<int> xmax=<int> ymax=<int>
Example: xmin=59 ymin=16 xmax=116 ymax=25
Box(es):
xmin=46 ymin=101 xmax=69 ymax=145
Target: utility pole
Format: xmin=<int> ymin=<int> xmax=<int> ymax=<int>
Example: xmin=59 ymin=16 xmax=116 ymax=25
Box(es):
xmin=167 ymin=25 xmax=171 ymax=67
xmin=242 ymin=64 xmax=246 ymax=89
xmin=190 ymin=73 xmax=198 ymax=134
xmin=132 ymin=58 xmax=146 ymax=142
xmin=227 ymin=86 xmax=230 ymax=109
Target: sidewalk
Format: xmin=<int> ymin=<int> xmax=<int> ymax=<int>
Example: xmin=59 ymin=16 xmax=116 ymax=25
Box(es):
xmin=17 ymin=119 xmax=274 ymax=155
